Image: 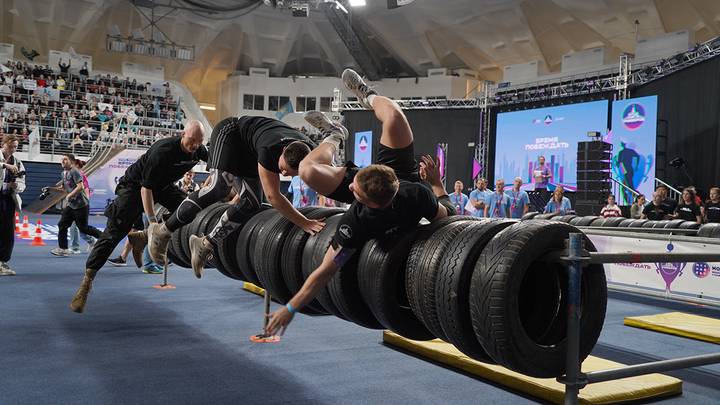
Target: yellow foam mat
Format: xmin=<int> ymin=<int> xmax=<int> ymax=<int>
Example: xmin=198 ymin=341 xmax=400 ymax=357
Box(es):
xmin=624 ymin=312 xmax=720 ymax=344
xmin=242 ymin=282 xmax=265 ymax=297
xmin=383 ymin=331 xmax=681 ymax=404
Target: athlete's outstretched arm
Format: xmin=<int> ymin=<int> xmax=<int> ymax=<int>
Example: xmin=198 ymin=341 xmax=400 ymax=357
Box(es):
xmin=258 ymin=163 xmax=325 ymax=235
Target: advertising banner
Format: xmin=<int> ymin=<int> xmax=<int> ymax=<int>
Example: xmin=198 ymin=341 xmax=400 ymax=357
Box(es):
xmin=588 ymin=233 xmax=720 ymax=304
xmin=87 ymin=149 xmax=144 ymax=213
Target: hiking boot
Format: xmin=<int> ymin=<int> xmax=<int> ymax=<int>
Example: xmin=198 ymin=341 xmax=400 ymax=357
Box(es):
xmin=108 ymin=256 xmax=127 ymax=267
xmin=70 ymin=268 xmax=98 ymax=313
xmin=148 ymin=223 xmax=171 ymax=265
xmin=127 ymin=230 xmax=148 ymax=268
xmin=50 ymin=247 xmax=71 ymax=257
xmin=342 ymin=68 xmax=377 ymax=109
xmin=189 ymin=235 xmax=214 ymax=279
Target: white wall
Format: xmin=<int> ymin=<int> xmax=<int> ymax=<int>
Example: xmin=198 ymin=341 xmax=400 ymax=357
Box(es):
xmin=217 ymin=72 xmax=479 ymax=125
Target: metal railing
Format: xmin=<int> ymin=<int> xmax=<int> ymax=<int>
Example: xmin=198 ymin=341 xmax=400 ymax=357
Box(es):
xmin=610 ymin=176 xmax=640 ymax=205
xmin=558 ymin=233 xmax=720 ymax=404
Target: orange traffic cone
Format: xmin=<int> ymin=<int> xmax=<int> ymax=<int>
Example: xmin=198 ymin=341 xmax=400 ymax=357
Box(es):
xmin=19 ymin=215 xmax=31 ymax=238
xmin=15 ymin=212 xmax=20 ymax=233
xmin=31 ymin=220 xmax=46 ymax=246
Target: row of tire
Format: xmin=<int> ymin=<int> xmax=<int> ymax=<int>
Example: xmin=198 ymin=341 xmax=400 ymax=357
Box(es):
xmin=167 ymin=204 xmax=607 ymax=378
xmin=521 ymin=212 xmax=720 ymax=237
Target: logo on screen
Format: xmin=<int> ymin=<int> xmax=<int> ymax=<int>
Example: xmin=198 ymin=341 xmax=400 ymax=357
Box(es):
xmin=358 ymin=135 xmax=368 ymax=152
xmin=622 ymin=103 xmax=646 ymax=130
xmin=693 ymin=262 xmax=710 ymax=278
xmin=532 ymin=114 xmax=564 ymax=126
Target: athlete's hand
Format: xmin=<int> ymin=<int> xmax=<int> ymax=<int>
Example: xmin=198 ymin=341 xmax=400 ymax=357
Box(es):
xmin=266 ymin=306 xmax=294 ymax=336
xmin=419 ymin=155 xmax=441 ymax=187
xmin=301 ymin=218 xmax=325 ymax=235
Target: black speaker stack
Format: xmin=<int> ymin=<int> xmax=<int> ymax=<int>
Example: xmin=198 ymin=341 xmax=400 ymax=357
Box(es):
xmin=575 ymin=141 xmax=612 ymax=215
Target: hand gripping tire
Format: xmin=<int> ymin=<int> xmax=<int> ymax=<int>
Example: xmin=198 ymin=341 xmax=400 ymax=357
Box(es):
xmin=435 ymin=219 xmax=514 ymax=361
xmin=358 ymin=232 xmax=435 ymax=341
xmin=470 ymin=220 xmax=607 ymax=377
xmin=406 ymin=216 xmax=481 ymax=340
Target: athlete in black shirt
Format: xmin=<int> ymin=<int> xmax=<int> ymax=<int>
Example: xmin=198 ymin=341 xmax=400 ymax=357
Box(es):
xmin=674 ymin=188 xmax=702 ymax=223
xmin=705 ymin=187 xmax=720 ymax=223
xmin=148 ymin=116 xmax=323 ymax=277
xmin=265 ymin=70 xmax=452 ymax=335
xmin=70 ymin=121 xmax=207 ymax=313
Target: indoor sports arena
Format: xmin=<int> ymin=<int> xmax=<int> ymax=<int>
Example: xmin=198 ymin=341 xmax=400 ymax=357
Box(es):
xmin=2 ymin=1 xmax=720 ymax=404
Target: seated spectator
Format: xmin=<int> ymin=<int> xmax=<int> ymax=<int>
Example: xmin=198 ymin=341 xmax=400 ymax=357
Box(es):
xmin=600 ymin=194 xmax=623 ymax=218
xmin=655 ymin=185 xmax=678 ymax=213
xmin=544 ymin=185 xmax=572 ymax=214
xmin=642 ymin=192 xmax=671 ymax=220
xmin=705 ymin=187 xmax=720 ymax=223
xmin=56 ymin=76 xmax=66 ymax=90
xmin=675 ymin=187 xmax=702 ymax=224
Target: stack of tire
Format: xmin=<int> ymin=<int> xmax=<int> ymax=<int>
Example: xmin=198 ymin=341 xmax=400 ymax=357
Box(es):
xmin=521 ymin=212 xmax=703 ymax=231
xmin=168 ymin=206 xmax=608 ymax=378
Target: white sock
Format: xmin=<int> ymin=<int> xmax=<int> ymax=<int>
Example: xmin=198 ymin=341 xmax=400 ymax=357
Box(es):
xmin=366 ymin=94 xmax=377 ymax=107
xmin=322 ymin=136 xmax=341 ymax=151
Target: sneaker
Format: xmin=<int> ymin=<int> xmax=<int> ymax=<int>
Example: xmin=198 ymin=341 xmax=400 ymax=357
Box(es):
xmin=70 ymin=268 xmax=98 ymax=313
xmin=189 ymin=234 xmax=214 ymax=279
xmin=70 ymin=248 xmax=82 ymax=255
xmin=148 ymin=223 xmax=171 ymax=265
xmin=342 ymin=68 xmax=377 ymax=109
xmin=0 ymin=262 xmax=15 ymax=276
xmin=108 ymin=256 xmax=127 ymax=267
xmin=50 ymin=247 xmax=71 ymax=257
xmin=127 ymin=230 xmax=148 ymax=268
xmin=304 ymin=111 xmax=349 ymax=139
xmin=142 ymin=265 xmax=164 ymax=275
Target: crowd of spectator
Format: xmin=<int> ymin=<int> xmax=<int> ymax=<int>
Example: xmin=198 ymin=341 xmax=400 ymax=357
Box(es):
xmin=629 ymin=185 xmax=720 ymax=224
xmin=0 ymin=59 xmax=186 ymax=158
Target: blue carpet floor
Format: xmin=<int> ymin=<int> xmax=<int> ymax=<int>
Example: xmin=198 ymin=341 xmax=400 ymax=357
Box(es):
xmin=1 ymin=214 xmax=719 ymax=404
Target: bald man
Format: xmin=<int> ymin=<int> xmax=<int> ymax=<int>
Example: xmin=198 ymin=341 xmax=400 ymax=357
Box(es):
xmin=70 ymin=121 xmax=208 ymax=313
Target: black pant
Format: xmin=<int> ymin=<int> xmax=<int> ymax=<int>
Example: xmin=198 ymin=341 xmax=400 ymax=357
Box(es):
xmin=57 ymin=205 xmax=102 ymax=249
xmin=0 ymin=194 xmax=15 ymax=262
xmin=86 ymin=181 xmax=186 ymax=271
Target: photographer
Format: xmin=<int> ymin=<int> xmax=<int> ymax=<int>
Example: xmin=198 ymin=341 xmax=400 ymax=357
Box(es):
xmin=0 ymin=134 xmax=26 ymax=276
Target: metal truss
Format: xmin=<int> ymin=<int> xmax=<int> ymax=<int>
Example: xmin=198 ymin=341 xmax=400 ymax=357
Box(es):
xmin=322 ymin=2 xmax=382 ymax=81
xmin=340 ymin=98 xmax=481 ymax=110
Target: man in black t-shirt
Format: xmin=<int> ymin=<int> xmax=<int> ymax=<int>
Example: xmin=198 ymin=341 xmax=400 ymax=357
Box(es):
xmin=706 ymin=187 xmax=720 ymax=223
xmin=642 ymin=192 xmax=671 ymax=220
xmin=148 ymin=116 xmax=323 ymax=278
xmin=265 ymin=70 xmax=453 ymax=335
xmin=70 ymin=120 xmax=207 ymax=313
xmin=655 ymin=185 xmax=678 ymax=213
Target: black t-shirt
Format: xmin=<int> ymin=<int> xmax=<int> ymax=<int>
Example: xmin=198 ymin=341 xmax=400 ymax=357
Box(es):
xmin=663 ymin=197 xmax=678 ymax=213
xmin=706 ymin=201 xmax=720 ymax=223
xmin=217 ymin=116 xmax=314 ymax=175
xmin=332 ymin=181 xmax=439 ymax=250
xmin=675 ymin=202 xmax=701 ymax=221
xmin=642 ymin=202 xmax=670 ymax=220
xmin=123 ymin=137 xmax=208 ymax=190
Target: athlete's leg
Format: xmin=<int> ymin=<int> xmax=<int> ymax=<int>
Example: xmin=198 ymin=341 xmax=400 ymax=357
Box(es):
xmin=299 ymin=112 xmax=349 ymax=196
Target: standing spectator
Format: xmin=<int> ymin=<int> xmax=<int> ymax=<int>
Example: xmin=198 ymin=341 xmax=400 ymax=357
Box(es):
xmin=485 ymin=179 xmax=511 ymax=218
xmin=176 ymin=171 xmax=200 ymax=195
xmin=449 ymin=180 xmax=469 ymax=215
xmin=705 ymin=187 xmax=720 ymax=223
xmin=58 ymin=58 xmax=70 ymax=75
xmin=468 ymin=177 xmax=492 ymax=217
xmin=506 ymin=176 xmax=530 ymax=219
xmin=674 ymin=187 xmax=702 ymax=224
xmin=600 ymin=194 xmax=623 ymax=218
xmin=0 ymin=134 xmax=25 ymax=275
xmin=79 ymin=62 xmax=89 ymax=78
xmin=69 ymin=159 xmax=96 ymax=254
xmin=533 ymin=155 xmax=553 ymax=193
xmin=288 ymin=175 xmax=317 ymax=208
xmin=544 ymin=185 xmax=572 ymax=214
xmin=50 ymin=153 xmax=102 ymax=257
xmin=642 ymin=192 xmax=671 ymax=220
xmin=630 ymin=194 xmax=646 ymax=219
